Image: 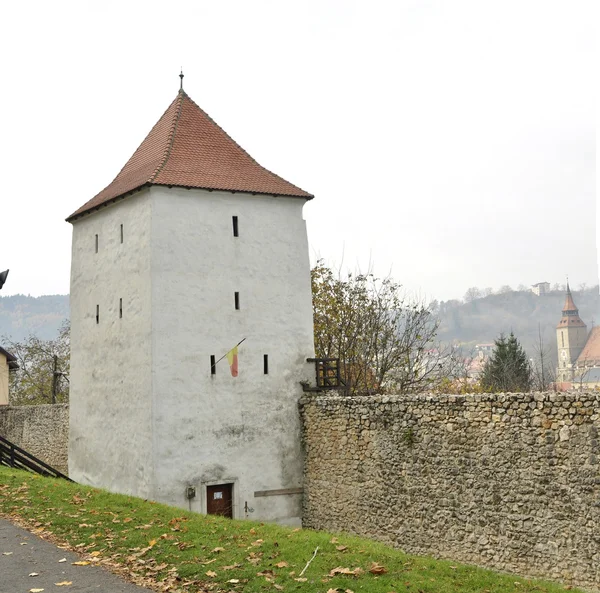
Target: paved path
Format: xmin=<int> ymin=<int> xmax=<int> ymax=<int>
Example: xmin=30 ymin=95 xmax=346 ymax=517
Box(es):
xmin=0 ymin=518 xmax=153 ymax=593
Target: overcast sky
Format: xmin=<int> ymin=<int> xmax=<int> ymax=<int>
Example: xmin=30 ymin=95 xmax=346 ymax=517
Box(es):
xmin=0 ymin=0 xmax=596 ymax=302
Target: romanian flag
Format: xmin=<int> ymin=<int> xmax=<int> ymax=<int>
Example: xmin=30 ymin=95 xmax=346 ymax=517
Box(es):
xmin=226 ymin=345 xmax=239 ymax=377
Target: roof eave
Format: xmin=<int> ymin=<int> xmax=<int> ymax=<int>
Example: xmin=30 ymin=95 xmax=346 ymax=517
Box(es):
xmin=66 ymin=183 xmax=152 ymax=224
xmin=66 ymin=182 xmax=314 ymax=223
xmin=151 ymin=182 xmax=313 ymax=200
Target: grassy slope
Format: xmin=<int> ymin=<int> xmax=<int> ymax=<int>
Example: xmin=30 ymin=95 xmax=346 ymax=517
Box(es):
xmin=0 ymin=467 xmax=582 ymax=593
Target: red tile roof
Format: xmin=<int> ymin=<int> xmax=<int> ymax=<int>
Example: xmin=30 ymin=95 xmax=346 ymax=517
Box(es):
xmin=67 ymin=91 xmax=312 ymax=221
xmin=556 ymin=284 xmax=587 ymax=329
xmin=577 ymin=326 xmax=600 ymax=366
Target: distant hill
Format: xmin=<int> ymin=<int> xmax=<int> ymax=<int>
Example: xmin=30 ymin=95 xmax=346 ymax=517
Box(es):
xmin=0 ymin=294 xmax=69 ymax=341
xmin=2 ymin=288 xmax=600 ymax=365
xmin=436 ymin=287 xmax=600 ymax=362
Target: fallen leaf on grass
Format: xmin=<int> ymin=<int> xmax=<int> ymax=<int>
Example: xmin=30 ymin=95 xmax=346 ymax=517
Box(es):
xmin=275 ymin=561 xmax=288 ymax=568
xmin=205 ymin=570 xmax=217 ymax=577
xmin=294 ymin=577 xmax=308 ymax=582
xmin=336 ymin=545 xmax=348 ymax=552
xmin=369 ymin=562 xmax=387 ymax=575
xmin=329 ymin=567 xmax=363 ymax=577
xmin=212 ymin=547 xmax=225 ymax=553
xmin=227 ymin=579 xmax=240 ymax=583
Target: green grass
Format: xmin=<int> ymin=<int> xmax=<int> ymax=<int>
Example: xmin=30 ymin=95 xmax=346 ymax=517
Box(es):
xmin=0 ymin=466 xmax=581 ymax=593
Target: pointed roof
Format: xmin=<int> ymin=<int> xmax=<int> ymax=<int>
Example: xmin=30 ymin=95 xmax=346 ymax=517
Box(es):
xmin=562 ymin=282 xmax=578 ymax=312
xmin=67 ymin=90 xmax=312 ymax=222
xmin=557 ymin=283 xmax=587 ymax=329
xmin=576 ymin=326 xmax=600 ymax=366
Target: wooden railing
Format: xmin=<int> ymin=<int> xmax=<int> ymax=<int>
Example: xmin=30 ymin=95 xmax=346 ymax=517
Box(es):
xmin=0 ymin=435 xmax=72 ymax=481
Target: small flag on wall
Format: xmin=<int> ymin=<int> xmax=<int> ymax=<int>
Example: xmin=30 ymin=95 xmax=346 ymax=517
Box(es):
xmin=226 ymin=345 xmax=239 ymax=377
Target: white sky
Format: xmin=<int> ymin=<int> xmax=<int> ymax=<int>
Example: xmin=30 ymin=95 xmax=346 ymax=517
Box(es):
xmin=0 ymin=0 xmax=596 ymax=302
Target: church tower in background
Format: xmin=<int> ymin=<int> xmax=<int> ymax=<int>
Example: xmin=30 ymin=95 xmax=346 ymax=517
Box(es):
xmin=556 ymin=283 xmax=588 ymax=382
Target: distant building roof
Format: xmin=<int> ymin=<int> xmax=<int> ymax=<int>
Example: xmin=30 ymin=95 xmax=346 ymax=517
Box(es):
xmin=67 ymin=89 xmax=313 ymax=222
xmin=0 ymin=346 xmax=19 ymax=371
xmin=573 ymin=366 xmax=600 ymax=383
xmin=576 ymin=326 xmax=600 ymax=367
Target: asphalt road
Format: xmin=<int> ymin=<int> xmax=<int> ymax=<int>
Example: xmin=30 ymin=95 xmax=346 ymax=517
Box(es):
xmin=0 ymin=518 xmax=153 ymax=593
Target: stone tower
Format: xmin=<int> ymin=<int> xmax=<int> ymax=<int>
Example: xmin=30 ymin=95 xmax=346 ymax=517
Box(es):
xmin=66 ymin=85 xmax=315 ymax=524
xmin=556 ymin=283 xmax=588 ymax=382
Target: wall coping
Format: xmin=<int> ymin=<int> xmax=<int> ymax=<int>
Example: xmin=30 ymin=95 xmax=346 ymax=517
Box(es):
xmin=299 ymin=391 xmax=600 ymax=406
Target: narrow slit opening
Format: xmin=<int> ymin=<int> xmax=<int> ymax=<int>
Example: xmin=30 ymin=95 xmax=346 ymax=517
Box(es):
xmin=234 ymin=292 xmax=240 ymax=310
xmin=120 ymin=224 xmax=124 ymax=244
xmin=210 ymin=355 xmax=216 ymax=375
xmin=263 ymin=354 xmax=269 ymax=375
xmin=119 ymin=298 xmax=123 ymax=319
xmin=232 ymin=216 xmax=239 ymax=237
xmin=96 ymin=305 xmax=99 ymax=324
xmin=95 ymin=234 xmax=99 ymax=253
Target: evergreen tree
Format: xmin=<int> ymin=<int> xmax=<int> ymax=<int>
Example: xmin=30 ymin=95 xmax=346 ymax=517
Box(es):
xmin=481 ymin=332 xmax=532 ymax=392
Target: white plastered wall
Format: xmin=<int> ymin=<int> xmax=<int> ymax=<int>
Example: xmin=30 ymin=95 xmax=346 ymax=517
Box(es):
xmin=149 ymin=187 xmax=314 ymax=524
xmin=68 ymin=190 xmax=154 ymax=497
xmin=68 ymin=186 xmax=315 ymax=524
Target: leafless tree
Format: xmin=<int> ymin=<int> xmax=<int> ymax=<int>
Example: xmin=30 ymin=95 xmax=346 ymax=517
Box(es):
xmin=3 ymin=320 xmax=70 ymax=405
xmin=531 ymin=324 xmax=555 ymax=391
xmin=464 ymin=287 xmax=481 ymax=303
xmin=312 ymin=262 xmax=466 ymax=395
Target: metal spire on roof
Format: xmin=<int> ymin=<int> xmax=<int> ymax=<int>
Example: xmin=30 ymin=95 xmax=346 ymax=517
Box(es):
xmin=179 ymin=69 xmax=184 ymax=91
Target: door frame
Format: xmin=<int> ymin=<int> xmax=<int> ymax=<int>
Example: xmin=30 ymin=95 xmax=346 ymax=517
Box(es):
xmin=201 ymin=478 xmax=238 ymax=519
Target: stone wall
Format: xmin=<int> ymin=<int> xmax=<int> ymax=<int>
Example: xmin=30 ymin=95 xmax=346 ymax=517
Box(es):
xmin=300 ymin=392 xmax=600 ymax=592
xmin=0 ymin=404 xmax=69 ymax=475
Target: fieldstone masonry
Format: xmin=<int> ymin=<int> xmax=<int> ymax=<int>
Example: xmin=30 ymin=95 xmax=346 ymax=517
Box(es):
xmin=300 ymin=392 xmax=600 ymax=591
xmin=0 ymin=404 xmax=69 ymax=475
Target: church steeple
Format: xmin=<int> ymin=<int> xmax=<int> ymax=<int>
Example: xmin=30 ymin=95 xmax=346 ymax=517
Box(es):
xmin=556 ymin=282 xmax=589 ymax=383
xmin=558 ymin=282 xmax=586 ymax=326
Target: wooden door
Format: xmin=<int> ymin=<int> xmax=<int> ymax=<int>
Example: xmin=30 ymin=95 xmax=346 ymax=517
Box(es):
xmin=206 ymin=484 xmax=233 ymax=518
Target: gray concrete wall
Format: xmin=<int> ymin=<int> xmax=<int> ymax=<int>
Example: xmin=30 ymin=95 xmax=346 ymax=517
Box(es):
xmin=0 ymin=404 xmax=69 ymax=475
xmin=300 ymin=392 xmax=600 ymax=592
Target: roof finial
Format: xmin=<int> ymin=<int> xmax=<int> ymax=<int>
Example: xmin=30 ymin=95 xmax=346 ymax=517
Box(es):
xmin=179 ymin=69 xmax=184 ymax=91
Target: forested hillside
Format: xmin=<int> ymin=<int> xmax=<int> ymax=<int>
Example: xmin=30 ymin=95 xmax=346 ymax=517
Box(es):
xmin=0 ymin=294 xmax=69 ymax=341
xmin=2 ymin=288 xmax=599 ymax=366
xmin=436 ymin=287 xmax=600 ymax=362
